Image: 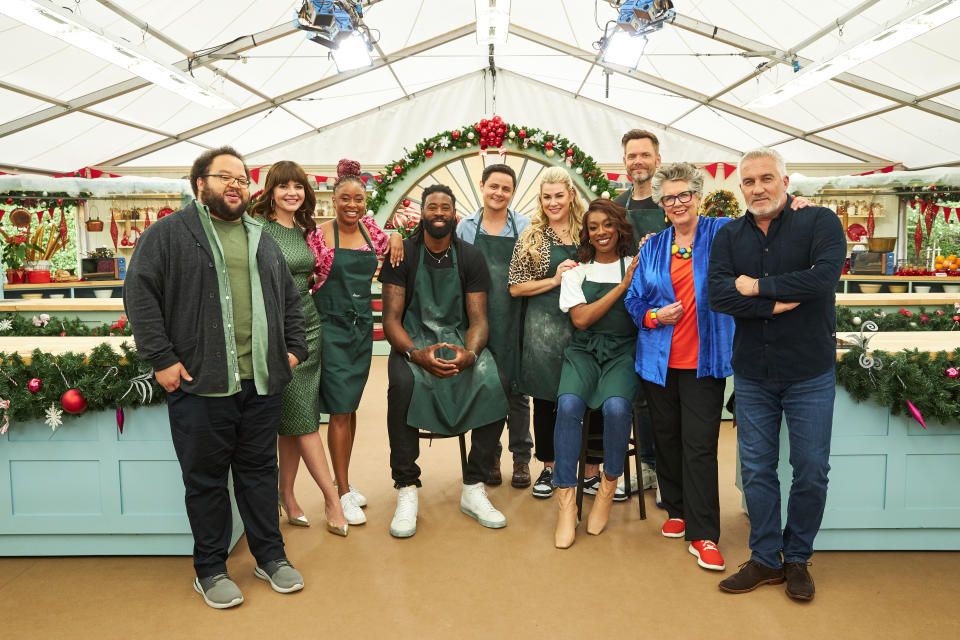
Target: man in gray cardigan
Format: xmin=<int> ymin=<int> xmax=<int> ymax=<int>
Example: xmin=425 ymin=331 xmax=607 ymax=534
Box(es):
xmin=124 ymin=146 xmax=309 ymax=609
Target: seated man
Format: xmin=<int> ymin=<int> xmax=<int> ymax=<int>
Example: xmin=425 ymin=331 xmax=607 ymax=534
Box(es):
xmin=379 ymin=183 xmax=509 ymax=538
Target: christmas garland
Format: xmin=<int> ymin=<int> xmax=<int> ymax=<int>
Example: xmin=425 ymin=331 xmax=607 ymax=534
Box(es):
xmin=0 ymin=313 xmax=132 ymax=337
xmin=836 ymin=345 xmax=960 ymax=427
xmin=0 ymin=342 xmax=164 ymax=429
xmin=836 ymin=304 xmax=960 ymax=332
xmin=699 ymin=189 xmax=741 ymax=218
xmin=364 ymin=119 xmax=613 ymax=214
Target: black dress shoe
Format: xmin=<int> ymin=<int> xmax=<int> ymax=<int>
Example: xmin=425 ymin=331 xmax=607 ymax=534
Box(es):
xmin=784 ymin=562 xmax=815 ymax=601
xmin=718 ymin=560 xmax=785 ymax=594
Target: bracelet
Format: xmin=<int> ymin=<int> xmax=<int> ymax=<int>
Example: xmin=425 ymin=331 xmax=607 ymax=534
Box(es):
xmin=649 ymin=307 xmax=662 ymax=328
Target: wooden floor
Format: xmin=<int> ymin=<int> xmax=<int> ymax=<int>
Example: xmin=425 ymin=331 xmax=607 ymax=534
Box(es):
xmin=1 ymin=358 xmax=959 ymax=639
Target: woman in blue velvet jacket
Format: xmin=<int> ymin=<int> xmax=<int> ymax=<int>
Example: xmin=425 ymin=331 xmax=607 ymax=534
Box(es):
xmin=624 ymin=162 xmax=734 ymax=574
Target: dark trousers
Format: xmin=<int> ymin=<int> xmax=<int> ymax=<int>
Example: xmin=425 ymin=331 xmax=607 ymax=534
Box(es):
xmin=387 ymin=352 xmax=501 ymax=487
xmin=493 ymin=364 xmax=533 ymax=464
xmin=643 ymin=369 xmax=725 ymax=542
xmin=167 ymin=380 xmax=285 ymax=578
xmin=531 ymin=398 xmax=557 ymax=463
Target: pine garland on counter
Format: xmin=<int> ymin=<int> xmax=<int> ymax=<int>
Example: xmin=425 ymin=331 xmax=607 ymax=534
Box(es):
xmin=836 ymin=304 xmax=960 ymax=332
xmin=0 ymin=313 xmax=132 ymax=337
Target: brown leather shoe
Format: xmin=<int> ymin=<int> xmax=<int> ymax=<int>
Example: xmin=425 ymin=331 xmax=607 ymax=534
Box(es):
xmin=555 ymin=487 xmax=577 ymax=549
xmin=511 ymin=462 xmax=531 ymax=488
xmin=784 ymin=562 xmax=815 ymax=601
xmin=586 ymin=474 xmax=617 ymax=535
xmin=718 ymin=560 xmax=785 ymax=594
xmin=486 ymin=458 xmax=502 ymax=486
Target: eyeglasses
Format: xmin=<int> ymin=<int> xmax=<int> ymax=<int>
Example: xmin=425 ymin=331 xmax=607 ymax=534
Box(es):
xmin=202 ymin=174 xmax=251 ymax=188
xmin=661 ymin=190 xmax=697 ymax=207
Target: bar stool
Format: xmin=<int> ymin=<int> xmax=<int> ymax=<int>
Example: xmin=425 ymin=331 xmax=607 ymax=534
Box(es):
xmin=418 ymin=431 xmax=468 ymax=479
xmin=575 ymin=409 xmax=647 ymax=521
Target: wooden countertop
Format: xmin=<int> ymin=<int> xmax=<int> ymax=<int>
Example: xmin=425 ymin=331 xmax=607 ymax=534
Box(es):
xmin=0 ymin=336 xmax=132 ymax=363
xmin=836 ymin=331 xmax=960 ymax=359
xmin=836 ymin=293 xmax=960 ymax=306
xmin=3 ymin=280 xmax=125 ymax=290
xmin=0 ymin=298 xmax=125 ymax=312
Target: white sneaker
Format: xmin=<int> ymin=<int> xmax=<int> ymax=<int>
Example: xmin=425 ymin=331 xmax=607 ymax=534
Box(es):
xmin=460 ymin=483 xmax=507 ymax=529
xmin=336 ymin=483 xmax=367 ymax=508
xmin=340 ymin=492 xmax=366 ymax=525
xmin=641 ymin=462 xmax=658 ymax=490
xmin=390 ymin=486 xmax=418 ymax=538
xmin=615 ymin=473 xmax=637 ymax=500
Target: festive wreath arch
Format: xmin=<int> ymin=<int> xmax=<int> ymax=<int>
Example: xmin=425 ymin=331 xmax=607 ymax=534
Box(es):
xmin=366 ymin=119 xmax=614 ymax=222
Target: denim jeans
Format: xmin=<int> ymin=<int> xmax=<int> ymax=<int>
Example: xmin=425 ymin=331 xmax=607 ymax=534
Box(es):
xmin=735 ymin=369 xmax=835 ymax=568
xmin=553 ymin=394 xmax=633 ymax=488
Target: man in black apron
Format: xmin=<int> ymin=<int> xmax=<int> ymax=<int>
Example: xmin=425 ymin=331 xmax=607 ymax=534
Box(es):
xmin=379 ymin=184 xmax=509 ymax=539
xmin=613 ymin=129 xmax=665 ymax=496
xmin=456 ymin=163 xmax=533 ymax=489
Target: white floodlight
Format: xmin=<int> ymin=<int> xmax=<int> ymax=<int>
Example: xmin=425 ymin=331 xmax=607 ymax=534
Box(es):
xmin=0 ymin=0 xmax=237 ymax=109
xmin=476 ymin=0 xmax=510 ymax=45
xmin=331 ymin=30 xmax=373 ymax=72
xmin=748 ymin=0 xmax=960 ymax=108
xmin=601 ymin=29 xmax=645 ymax=69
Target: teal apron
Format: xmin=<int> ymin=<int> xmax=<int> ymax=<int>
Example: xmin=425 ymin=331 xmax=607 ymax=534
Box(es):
xmin=313 ymin=220 xmax=379 ymax=414
xmin=556 ymin=256 xmax=640 ymax=408
xmin=404 ymin=243 xmax=508 ymax=435
xmin=517 ymin=242 xmax=577 ymax=401
xmin=472 ymin=210 xmax=522 ymax=389
xmin=626 ymin=207 xmax=668 ymax=242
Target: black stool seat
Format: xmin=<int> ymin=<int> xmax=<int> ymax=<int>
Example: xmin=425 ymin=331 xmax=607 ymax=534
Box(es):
xmin=418 ymin=431 xmax=469 ymax=479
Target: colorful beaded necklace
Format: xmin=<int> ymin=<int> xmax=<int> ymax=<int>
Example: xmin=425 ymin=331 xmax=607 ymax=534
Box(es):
xmin=671 ymin=230 xmax=693 ymax=260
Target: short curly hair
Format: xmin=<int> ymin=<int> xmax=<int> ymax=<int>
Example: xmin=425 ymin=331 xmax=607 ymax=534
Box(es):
xmin=189 ymin=146 xmax=248 ymax=197
xmin=651 ymin=162 xmax=704 ymax=205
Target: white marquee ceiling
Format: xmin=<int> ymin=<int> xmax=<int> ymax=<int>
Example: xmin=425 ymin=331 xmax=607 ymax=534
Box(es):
xmin=1 ymin=0 xmax=959 ymax=172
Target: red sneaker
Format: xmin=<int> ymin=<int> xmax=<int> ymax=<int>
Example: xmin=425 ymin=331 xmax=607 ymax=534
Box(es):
xmin=689 ymin=540 xmax=725 ymax=571
xmin=661 ymin=518 xmax=685 ymax=538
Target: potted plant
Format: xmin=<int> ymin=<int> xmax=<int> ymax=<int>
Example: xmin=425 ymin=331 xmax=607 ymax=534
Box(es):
xmin=2 ymin=232 xmax=39 ymax=284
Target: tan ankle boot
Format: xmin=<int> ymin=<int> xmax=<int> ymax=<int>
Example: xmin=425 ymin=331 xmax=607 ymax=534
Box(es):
xmin=555 ymin=487 xmax=577 ymax=549
xmin=587 ymin=474 xmax=617 ymax=535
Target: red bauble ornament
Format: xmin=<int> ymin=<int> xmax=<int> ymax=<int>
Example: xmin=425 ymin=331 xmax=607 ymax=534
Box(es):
xmin=518 ymin=129 xmax=526 ymax=138
xmin=27 ymin=378 xmax=42 ymax=393
xmin=425 ymin=149 xmax=433 ymax=158
xmin=402 ymin=198 xmax=411 ymax=207
xmin=393 ymin=165 xmax=402 ymax=174
xmin=452 ymin=130 xmax=460 ymax=140
xmin=954 ymin=316 xmax=960 ymax=323
xmin=545 ymin=141 xmax=553 ymax=151
xmin=946 ymin=367 xmax=960 ymax=379
xmin=4 ymin=197 xmax=12 ymax=205
xmin=61 ymin=389 xmax=88 ymax=415
xmin=492 ymin=115 xmax=502 ymax=124
xmin=566 ymin=148 xmax=574 ymax=157
xmin=920 ymin=314 xmax=929 ymax=324
xmin=59 ymin=332 xmax=66 ymax=337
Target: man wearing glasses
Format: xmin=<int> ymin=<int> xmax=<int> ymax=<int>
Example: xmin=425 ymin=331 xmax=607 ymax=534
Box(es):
xmin=124 ymin=147 xmax=309 ymax=609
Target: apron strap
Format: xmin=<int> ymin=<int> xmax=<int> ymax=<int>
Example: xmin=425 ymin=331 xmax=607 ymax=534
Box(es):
xmin=619 ymin=255 xmax=625 ymax=278
xmin=333 ymin=218 xmax=374 ymax=250
xmin=477 ymin=209 xmax=518 ymax=237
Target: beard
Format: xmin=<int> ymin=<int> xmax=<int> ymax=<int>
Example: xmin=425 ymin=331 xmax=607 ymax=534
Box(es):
xmin=202 ymin=190 xmax=249 ymax=221
xmin=630 ymin=166 xmax=653 ymax=184
xmin=424 ymin=216 xmax=456 ymax=239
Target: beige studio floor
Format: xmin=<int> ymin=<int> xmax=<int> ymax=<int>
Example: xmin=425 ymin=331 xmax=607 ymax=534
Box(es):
xmin=1 ymin=357 xmax=959 ymax=639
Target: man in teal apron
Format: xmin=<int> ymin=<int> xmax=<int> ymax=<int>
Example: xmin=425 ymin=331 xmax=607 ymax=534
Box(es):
xmin=379 ymin=184 xmax=509 ymax=539
xmin=456 ymin=163 xmax=533 ymax=489
xmin=613 ymin=129 xmax=665 ymax=495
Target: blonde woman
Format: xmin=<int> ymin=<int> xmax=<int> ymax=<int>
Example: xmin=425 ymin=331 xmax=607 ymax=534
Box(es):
xmin=508 ymin=167 xmax=586 ymax=499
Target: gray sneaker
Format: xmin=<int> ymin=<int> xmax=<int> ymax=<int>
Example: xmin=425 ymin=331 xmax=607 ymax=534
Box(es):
xmin=193 ymin=573 xmax=243 ymax=609
xmin=254 ymin=559 xmax=304 ymax=593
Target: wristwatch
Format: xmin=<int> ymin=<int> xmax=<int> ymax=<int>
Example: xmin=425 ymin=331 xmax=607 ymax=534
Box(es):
xmin=403 ymin=346 xmax=416 ymax=361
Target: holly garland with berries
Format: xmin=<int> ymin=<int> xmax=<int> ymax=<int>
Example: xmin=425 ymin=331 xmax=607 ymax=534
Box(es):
xmin=364 ymin=118 xmax=613 ymax=214
xmin=0 ymin=313 xmax=132 ymax=337
xmin=0 ymin=342 xmax=163 ymax=427
xmin=836 ymin=304 xmax=960 ymax=332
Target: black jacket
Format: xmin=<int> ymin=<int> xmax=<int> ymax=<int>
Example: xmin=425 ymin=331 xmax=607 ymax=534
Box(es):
xmin=707 ymin=196 xmax=845 ymax=381
xmin=123 ymin=202 xmax=308 ymax=396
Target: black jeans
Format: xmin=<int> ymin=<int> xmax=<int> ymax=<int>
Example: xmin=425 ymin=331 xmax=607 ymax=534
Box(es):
xmin=387 ymin=352 xmax=501 ymax=487
xmin=643 ymin=369 xmax=725 ymax=542
xmin=167 ymin=380 xmax=285 ymax=578
xmin=532 ymin=398 xmax=557 ymax=463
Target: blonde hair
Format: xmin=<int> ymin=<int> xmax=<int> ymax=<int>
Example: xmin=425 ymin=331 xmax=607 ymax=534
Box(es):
xmin=515 ymin=167 xmax=586 ymax=266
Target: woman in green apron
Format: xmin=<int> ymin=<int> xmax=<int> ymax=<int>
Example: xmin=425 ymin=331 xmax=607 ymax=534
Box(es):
xmin=551 ymin=199 xmax=639 ymax=549
xmin=308 ymin=159 xmax=402 ymax=526
xmin=508 ymin=166 xmax=586 ymax=499
xmin=254 ymin=160 xmax=348 ymax=536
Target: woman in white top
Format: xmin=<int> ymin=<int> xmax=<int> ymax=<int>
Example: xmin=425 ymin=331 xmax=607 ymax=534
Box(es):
xmin=552 ymin=198 xmax=639 ymax=548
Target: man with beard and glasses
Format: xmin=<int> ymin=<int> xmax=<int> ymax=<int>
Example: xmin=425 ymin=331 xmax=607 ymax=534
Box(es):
xmin=124 ymin=146 xmax=309 ymax=609
xmin=379 ymin=184 xmax=509 ymax=538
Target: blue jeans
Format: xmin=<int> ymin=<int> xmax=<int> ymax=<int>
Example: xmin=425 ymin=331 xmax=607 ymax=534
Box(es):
xmin=735 ymin=369 xmax=835 ymax=568
xmin=553 ymin=394 xmax=633 ymax=488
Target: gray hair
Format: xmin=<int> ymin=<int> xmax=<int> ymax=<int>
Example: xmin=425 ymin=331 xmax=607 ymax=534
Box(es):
xmin=651 ymin=162 xmax=704 ymax=205
xmin=739 ymin=147 xmax=787 ymax=180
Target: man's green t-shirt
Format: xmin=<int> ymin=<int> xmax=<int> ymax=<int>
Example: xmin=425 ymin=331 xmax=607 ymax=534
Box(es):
xmin=211 ymin=217 xmax=254 ymax=380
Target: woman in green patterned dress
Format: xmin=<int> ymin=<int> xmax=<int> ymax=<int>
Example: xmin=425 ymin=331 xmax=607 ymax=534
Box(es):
xmin=254 ymin=160 xmax=348 ymax=536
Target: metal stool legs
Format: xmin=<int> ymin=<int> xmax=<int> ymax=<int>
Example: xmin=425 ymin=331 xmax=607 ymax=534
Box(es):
xmin=418 ymin=431 xmax=469 ymax=480
xmin=574 ymin=407 xmax=647 ymax=521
